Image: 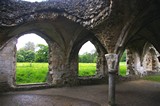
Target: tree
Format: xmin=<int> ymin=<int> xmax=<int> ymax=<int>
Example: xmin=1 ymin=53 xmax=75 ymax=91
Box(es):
xmin=25 ymin=50 xmax=35 ymax=62
xmin=17 ymin=48 xmax=26 ymax=62
xmin=24 ymin=41 xmax=35 ymax=51
xmin=17 ymin=54 xmax=25 ymax=62
xmin=16 ymin=48 xmax=35 ymax=62
xmin=35 ymin=44 xmax=48 ymax=62
xmin=120 ymin=50 xmax=126 ymax=62
xmin=16 ymin=42 xmax=49 ymax=63
xmin=79 ymin=51 xmax=97 ymax=63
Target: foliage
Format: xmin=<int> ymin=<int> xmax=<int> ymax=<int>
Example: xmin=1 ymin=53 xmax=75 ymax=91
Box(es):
xmin=17 ymin=49 xmax=35 ymax=62
xmin=120 ymin=50 xmax=126 ymax=62
xmin=24 ymin=41 xmax=35 ymax=51
xmin=35 ymin=44 xmax=48 ymax=62
xmin=25 ymin=50 xmax=35 ymax=62
xmin=79 ymin=51 xmax=97 ymax=63
xmin=17 ymin=54 xmax=25 ymax=62
xmin=17 ymin=42 xmax=48 ymax=62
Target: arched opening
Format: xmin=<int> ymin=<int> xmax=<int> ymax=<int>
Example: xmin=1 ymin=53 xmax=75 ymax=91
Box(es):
xmin=78 ymin=41 xmax=97 ymax=77
xmin=142 ymin=43 xmax=160 ymax=82
xmin=122 ymin=36 xmax=160 ymax=79
xmin=119 ymin=50 xmax=127 ymax=76
xmin=16 ymin=33 xmax=49 ymax=85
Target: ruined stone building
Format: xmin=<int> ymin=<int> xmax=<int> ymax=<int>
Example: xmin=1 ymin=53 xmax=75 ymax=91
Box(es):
xmin=0 ymin=0 xmax=160 ymax=105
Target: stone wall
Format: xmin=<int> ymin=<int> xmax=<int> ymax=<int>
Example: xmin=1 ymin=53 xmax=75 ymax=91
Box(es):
xmin=0 ymin=0 xmax=160 ymax=92
xmin=0 ymin=38 xmax=17 ymax=92
xmin=48 ymin=42 xmax=78 ymax=86
xmin=126 ymin=49 xmax=136 ymax=76
xmin=0 ymin=0 xmax=111 ymax=29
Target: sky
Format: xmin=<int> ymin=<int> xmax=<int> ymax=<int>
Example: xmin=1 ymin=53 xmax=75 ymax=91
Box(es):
xmin=16 ymin=33 xmax=47 ymax=50
xmin=16 ymin=33 xmax=96 ymax=55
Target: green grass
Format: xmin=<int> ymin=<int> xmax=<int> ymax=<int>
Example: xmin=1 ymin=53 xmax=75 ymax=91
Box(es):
xmin=16 ymin=62 xmax=160 ymax=84
xmin=143 ymin=75 xmax=160 ymax=82
xmin=78 ymin=63 xmax=96 ymax=77
xmin=16 ymin=62 xmax=126 ymax=84
xmin=16 ymin=62 xmax=98 ymax=84
xmin=119 ymin=62 xmax=127 ymax=76
xmin=16 ymin=63 xmax=48 ymax=84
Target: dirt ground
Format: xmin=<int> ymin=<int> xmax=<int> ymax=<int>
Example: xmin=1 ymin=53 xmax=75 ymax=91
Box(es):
xmin=0 ymin=80 xmax=160 ymax=106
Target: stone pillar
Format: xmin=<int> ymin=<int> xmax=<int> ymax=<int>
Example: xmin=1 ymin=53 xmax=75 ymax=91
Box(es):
xmin=48 ymin=42 xmax=77 ymax=86
xmin=126 ymin=49 xmax=136 ymax=75
xmin=105 ymin=54 xmax=118 ymax=106
xmin=0 ymin=38 xmax=17 ymax=92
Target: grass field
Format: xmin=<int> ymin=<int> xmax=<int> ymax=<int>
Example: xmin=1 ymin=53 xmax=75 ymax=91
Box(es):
xmin=143 ymin=75 xmax=160 ymax=82
xmin=16 ymin=62 xmax=126 ymax=84
xmin=16 ymin=62 xmax=160 ymax=84
xmin=119 ymin=62 xmax=127 ymax=76
xmin=78 ymin=63 xmax=96 ymax=76
xmin=16 ymin=63 xmax=48 ymax=84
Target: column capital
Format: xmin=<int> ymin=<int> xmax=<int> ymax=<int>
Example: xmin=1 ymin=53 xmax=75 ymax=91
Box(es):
xmin=105 ymin=54 xmax=118 ymax=73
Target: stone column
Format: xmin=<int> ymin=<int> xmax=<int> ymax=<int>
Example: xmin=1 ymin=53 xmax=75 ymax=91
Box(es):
xmin=126 ymin=49 xmax=136 ymax=75
xmin=105 ymin=54 xmax=118 ymax=106
xmin=48 ymin=42 xmax=78 ymax=86
xmin=0 ymin=38 xmax=17 ymax=92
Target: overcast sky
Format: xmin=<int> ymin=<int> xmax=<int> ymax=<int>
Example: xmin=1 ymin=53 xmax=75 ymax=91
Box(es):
xmin=16 ymin=33 xmax=47 ymax=49
xmin=16 ymin=33 xmax=96 ymax=55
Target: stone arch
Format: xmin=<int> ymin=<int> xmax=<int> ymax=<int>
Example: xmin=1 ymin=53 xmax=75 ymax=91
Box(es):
xmin=142 ymin=42 xmax=160 ymax=73
xmin=122 ymin=38 xmax=147 ymax=76
xmin=115 ymin=1 xmax=160 ymax=55
xmin=0 ymin=15 xmax=106 ymax=88
xmin=120 ymin=13 xmax=160 ymax=76
xmin=3 ymin=0 xmax=112 ymax=29
xmin=15 ymin=33 xmax=50 ymax=85
xmin=78 ymin=41 xmax=97 ymax=77
xmin=69 ymin=32 xmax=108 ymax=84
xmin=121 ymin=37 xmax=160 ymax=77
xmin=0 ymin=30 xmax=55 ymax=86
xmin=115 ymin=4 xmax=160 ymax=76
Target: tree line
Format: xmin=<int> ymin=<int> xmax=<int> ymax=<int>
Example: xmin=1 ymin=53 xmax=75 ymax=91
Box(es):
xmin=17 ymin=41 xmax=98 ymax=63
xmin=79 ymin=50 xmax=126 ymax=63
xmin=17 ymin=42 xmax=48 ymax=62
xmin=79 ymin=51 xmax=97 ymax=63
xmin=17 ymin=41 xmax=126 ymax=63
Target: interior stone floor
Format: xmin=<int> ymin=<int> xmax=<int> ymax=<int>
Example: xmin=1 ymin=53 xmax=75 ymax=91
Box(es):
xmin=0 ymin=80 xmax=160 ymax=106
